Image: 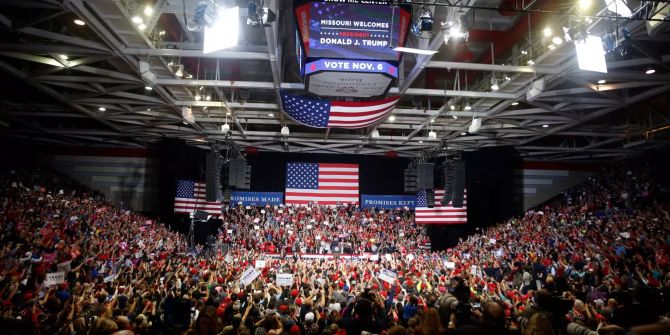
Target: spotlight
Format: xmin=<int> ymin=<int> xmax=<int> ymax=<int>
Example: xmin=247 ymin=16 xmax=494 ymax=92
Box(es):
xmin=204 ymin=7 xmax=240 ymax=54
xmin=505 ymin=76 xmax=511 ymax=81
xmin=221 ymin=123 xmax=230 ymax=132
xmin=268 ymin=113 xmax=274 ymax=117
xmin=491 ymin=81 xmax=499 ymax=91
xmin=464 ymin=104 xmax=472 ymax=111
xmin=511 ymin=102 xmax=519 ymax=106
xmin=646 ymin=68 xmax=656 ymax=75
xmin=461 ymin=132 xmax=467 ymax=136
xmin=205 ymin=95 xmax=211 ymax=101
xmin=411 ymin=7 xmax=434 ymax=39
xmin=73 ymin=19 xmax=85 ymax=26
xmin=430 ymin=118 xmax=435 ymax=123
xmin=575 ymin=35 xmax=607 ymax=73
xmin=606 ymin=0 xmax=632 ymax=17
xmin=527 ymin=60 xmax=535 ymax=65
xmin=579 ymin=0 xmax=592 ymax=10
xmin=226 ymin=111 xmax=231 ymax=116
xmin=137 ymin=23 xmax=147 ymax=31
xmin=144 ymin=6 xmax=153 ymax=17
xmin=280 ymin=125 xmax=290 ymax=136
xmin=543 ymin=27 xmax=552 ymax=37
xmin=552 ymin=36 xmax=563 ymax=45
xmin=132 ymin=16 xmax=143 ymax=24
xmin=59 ymin=54 xmax=68 ymax=60
xmin=452 ymin=115 xmax=458 ymax=119
xmin=389 ymin=115 xmax=396 ymax=122
xmin=194 ymin=94 xmax=202 ymax=101
xmin=449 ymin=105 xmax=455 ymax=110
xmin=468 ymin=118 xmax=482 ymax=133
xmin=521 ymin=50 xmax=528 ymax=55
xmin=542 ymin=124 xmax=549 ymax=128
xmin=428 ymin=131 xmax=437 ymax=139
xmin=371 ymin=129 xmax=380 ymax=138
xmin=175 ymin=66 xmax=184 ymax=77
xmin=597 ymin=79 xmax=606 ymax=84
xmin=144 ymin=86 xmax=152 ymax=91
xmin=98 ymin=107 xmax=106 ymax=111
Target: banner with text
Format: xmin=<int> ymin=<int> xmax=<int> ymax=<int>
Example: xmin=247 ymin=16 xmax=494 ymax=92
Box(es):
xmin=361 ymin=194 xmax=416 ymax=209
xmin=231 ymin=192 xmax=284 ymax=206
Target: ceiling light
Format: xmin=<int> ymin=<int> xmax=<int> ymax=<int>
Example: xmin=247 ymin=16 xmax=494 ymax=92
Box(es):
xmin=645 ymin=68 xmax=656 ymax=75
xmin=521 ymin=50 xmax=528 ymax=55
xmin=542 ymin=124 xmax=549 ymax=128
xmin=137 ymin=23 xmax=147 ymax=31
xmin=203 ymin=106 xmax=208 ymax=110
xmin=552 ymin=36 xmax=563 ymax=45
xmin=98 ymin=107 xmax=106 ymax=111
xmin=205 ymin=95 xmax=211 ymax=101
xmin=449 ymin=105 xmax=455 ymax=110
xmin=461 ymin=132 xmax=467 ymax=136
xmin=464 ymin=104 xmax=472 ymax=111
xmin=597 ymin=79 xmax=606 ymax=84
xmin=505 ymin=76 xmax=511 ymax=81
xmin=430 ymin=118 xmax=435 ymax=123
xmin=194 ymin=94 xmax=202 ymax=101
xmin=132 ymin=16 xmax=143 ymax=24
xmin=428 ymin=131 xmax=437 ymax=139
xmin=389 ymin=115 xmax=396 ymax=122
xmin=59 ymin=54 xmax=68 ymax=60
xmin=147 ymin=108 xmax=151 ymax=111
xmin=268 ymin=113 xmax=274 ymax=117
xmin=186 ymin=74 xmax=193 ymax=79
xmin=452 ymin=115 xmax=458 ymax=119
xmin=491 ymin=82 xmax=499 ymax=91
xmin=144 ymin=86 xmax=152 ymax=91
xmin=419 ymin=140 xmax=424 ymax=144
xmin=226 ymin=111 xmax=231 ymax=116
xmin=527 ymin=60 xmax=535 ymax=65
xmin=175 ymin=66 xmax=183 ymax=77
xmin=221 ymin=123 xmax=230 ymax=132
xmin=548 ymin=44 xmax=556 ymax=50
xmin=204 ymin=7 xmax=240 ymax=54
xmin=144 ymin=6 xmax=153 ymax=17
xmin=371 ymin=129 xmax=380 ymax=138
xmin=543 ymin=27 xmax=552 ymax=37
xmin=579 ymin=0 xmax=592 ymax=10
xmin=159 ymin=30 xmax=166 ymax=36
xmin=392 ymin=47 xmax=438 ymax=55
xmin=280 ymin=125 xmax=290 ymax=136
xmin=183 ymin=121 xmax=188 ymax=125
xmin=511 ymin=102 xmax=519 ymax=106
xmin=73 ymin=19 xmax=85 ymax=26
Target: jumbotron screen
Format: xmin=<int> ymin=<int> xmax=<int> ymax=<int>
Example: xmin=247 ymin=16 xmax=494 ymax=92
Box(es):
xmin=294 ymin=1 xmax=411 ymax=61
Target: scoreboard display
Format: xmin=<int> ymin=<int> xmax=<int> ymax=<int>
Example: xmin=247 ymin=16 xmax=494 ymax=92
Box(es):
xmin=294 ymin=1 xmax=411 ymax=61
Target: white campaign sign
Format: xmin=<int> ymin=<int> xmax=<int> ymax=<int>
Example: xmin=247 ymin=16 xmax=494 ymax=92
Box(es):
xmin=45 ymin=272 xmax=65 ymax=286
xmin=378 ymin=268 xmax=397 ymax=284
xmin=240 ymin=267 xmax=261 ymax=286
xmin=276 ymin=273 xmax=294 ymax=286
xmin=255 ymin=260 xmax=266 ymax=268
xmin=445 ymin=261 xmax=456 ymax=269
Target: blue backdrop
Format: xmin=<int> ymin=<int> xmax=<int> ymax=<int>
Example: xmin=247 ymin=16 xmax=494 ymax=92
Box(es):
xmin=361 ymin=194 xmax=416 ymax=209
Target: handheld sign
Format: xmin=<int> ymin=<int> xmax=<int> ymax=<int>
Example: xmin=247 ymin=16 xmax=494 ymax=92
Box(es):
xmin=276 ymin=273 xmax=293 ymax=286
xmin=379 ymin=269 xmax=397 ymax=285
xmin=240 ymin=267 xmax=261 ymax=286
xmin=45 ymin=272 xmax=65 ymax=286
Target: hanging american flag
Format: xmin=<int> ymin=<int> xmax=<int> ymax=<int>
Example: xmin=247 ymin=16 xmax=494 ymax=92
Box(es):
xmin=174 ymin=180 xmax=222 ymax=215
xmin=280 ymin=92 xmax=399 ymax=129
xmin=285 ymin=163 xmax=359 ymax=205
xmin=415 ymin=189 xmax=467 ymax=224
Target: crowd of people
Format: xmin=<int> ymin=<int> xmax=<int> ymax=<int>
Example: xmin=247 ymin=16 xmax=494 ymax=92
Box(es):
xmin=1 ymin=152 xmax=670 ymax=335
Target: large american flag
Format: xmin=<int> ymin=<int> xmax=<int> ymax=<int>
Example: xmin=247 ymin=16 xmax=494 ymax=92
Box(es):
xmin=285 ymin=163 xmax=359 ymax=205
xmin=280 ymin=92 xmax=399 ymax=129
xmin=174 ymin=180 xmax=222 ymax=215
xmin=415 ymin=189 xmax=467 ymax=224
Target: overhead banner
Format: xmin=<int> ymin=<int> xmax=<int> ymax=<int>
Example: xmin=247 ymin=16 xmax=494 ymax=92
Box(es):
xmin=231 ymin=191 xmax=284 ymax=206
xmin=361 ymin=194 xmax=416 ymax=209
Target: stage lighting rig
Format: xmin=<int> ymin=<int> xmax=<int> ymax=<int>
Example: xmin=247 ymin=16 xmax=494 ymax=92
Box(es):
xmin=411 ymin=6 xmax=434 ymax=39
xmin=246 ymin=0 xmax=276 ymax=27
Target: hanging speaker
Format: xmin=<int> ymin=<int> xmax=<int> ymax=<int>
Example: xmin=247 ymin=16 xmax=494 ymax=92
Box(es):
xmin=404 ymin=168 xmax=417 ymax=192
xmin=417 ymin=163 xmax=434 ymax=190
xmin=205 ymin=151 xmax=218 ymax=202
xmin=425 ymin=189 xmax=435 ymax=208
xmin=442 ymin=160 xmax=455 ymax=205
xmin=452 ymin=161 xmax=465 ymax=208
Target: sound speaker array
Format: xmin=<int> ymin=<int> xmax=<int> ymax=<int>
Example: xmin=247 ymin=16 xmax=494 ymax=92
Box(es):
xmin=228 ymin=158 xmax=251 ymax=189
xmin=417 ymin=163 xmax=434 ymax=190
xmin=441 ymin=160 xmax=455 ymax=205
xmin=404 ymin=168 xmax=417 ymax=192
xmin=205 ymin=151 xmax=220 ymax=202
xmin=425 ymin=189 xmax=435 ymax=208
xmin=452 ymin=161 xmax=465 ymax=208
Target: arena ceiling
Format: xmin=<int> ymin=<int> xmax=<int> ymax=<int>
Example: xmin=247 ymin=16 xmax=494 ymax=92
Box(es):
xmin=1 ymin=0 xmax=670 ymax=160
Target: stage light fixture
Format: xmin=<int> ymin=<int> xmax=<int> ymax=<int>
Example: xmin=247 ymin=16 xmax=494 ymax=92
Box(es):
xmin=144 ymin=5 xmax=153 ymax=17
xmin=511 ymin=101 xmax=519 ymax=106
xmin=428 ymin=131 xmax=437 ymax=139
xmin=175 ymin=65 xmax=184 ymax=77
xmin=195 ymin=94 xmax=202 ymax=101
xmin=221 ymin=123 xmax=230 ymax=132
xmin=527 ymin=60 xmax=535 ymax=65
xmin=468 ymin=118 xmax=481 ymax=133
xmin=268 ymin=113 xmax=274 ymax=117
xmin=419 ymin=140 xmax=424 ymax=144
xmin=452 ymin=115 xmax=458 ymax=119
xmin=449 ymin=105 xmax=455 ymax=110
xmin=411 ymin=7 xmax=434 ymax=39
xmin=132 ymin=16 xmax=143 ymax=24
xmin=579 ymin=0 xmax=592 ymax=10
xmin=464 ymin=103 xmax=472 ymax=111
xmin=137 ymin=23 xmax=147 ymax=31
xmin=59 ymin=54 xmax=68 ymax=60
xmin=575 ymin=35 xmax=607 ymax=73
xmin=598 ymin=79 xmax=606 ymax=84
xmin=98 ymin=107 xmax=106 ymax=112
xmin=505 ymin=76 xmax=511 ymax=81
xmin=526 ymin=79 xmax=545 ymax=102
xmin=204 ymin=7 xmax=239 ymax=54
xmin=491 ymin=80 xmax=499 ymax=91
xmin=280 ymin=125 xmax=290 ymax=136
xmin=371 ymin=129 xmax=380 ymax=138
xmin=461 ymin=132 xmax=467 ymax=136
xmin=247 ymin=1 xmax=276 ymax=26
xmin=205 ymin=95 xmax=212 ymax=101
xmin=74 ymin=19 xmax=85 ymax=26
xmin=543 ymin=27 xmax=552 ymax=37
xmin=430 ymin=118 xmax=435 ymax=123
xmin=144 ymin=86 xmax=152 ymax=91
xmin=646 ymin=68 xmax=656 ymax=75
xmin=542 ymin=124 xmax=549 ymax=128
xmin=393 ymin=47 xmax=437 ymax=55
xmin=182 ymin=107 xmax=194 ymax=123
xmin=389 ymin=115 xmax=396 ymax=122
xmin=552 ymin=36 xmax=563 ymax=45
